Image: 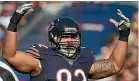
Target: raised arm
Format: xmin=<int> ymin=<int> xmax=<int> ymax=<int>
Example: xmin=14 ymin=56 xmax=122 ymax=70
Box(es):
xmin=89 ymin=9 xmax=130 ymax=79
xmin=2 ymin=4 xmax=39 ymax=74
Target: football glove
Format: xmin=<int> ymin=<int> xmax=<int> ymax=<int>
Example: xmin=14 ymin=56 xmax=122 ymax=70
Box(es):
xmin=109 ymin=9 xmax=130 ymax=42
xmin=8 ymin=3 xmax=33 ymax=32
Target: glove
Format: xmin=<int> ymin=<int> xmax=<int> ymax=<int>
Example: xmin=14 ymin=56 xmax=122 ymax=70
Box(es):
xmin=8 ymin=3 xmax=33 ymax=32
xmin=109 ymin=9 xmax=130 ymax=42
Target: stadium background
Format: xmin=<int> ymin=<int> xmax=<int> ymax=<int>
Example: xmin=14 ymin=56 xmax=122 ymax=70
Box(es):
xmin=0 ymin=1 xmax=138 ymax=81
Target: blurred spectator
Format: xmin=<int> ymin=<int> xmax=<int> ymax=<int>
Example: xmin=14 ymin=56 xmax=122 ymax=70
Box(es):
xmin=0 ymin=1 xmax=46 ymax=30
xmin=115 ymin=46 xmax=138 ymax=81
xmin=131 ymin=11 xmax=138 ymax=36
xmin=130 ymin=11 xmax=138 ymax=48
xmin=0 ymin=2 xmax=16 ymax=28
xmin=101 ymin=33 xmax=118 ymax=59
xmin=132 ymin=11 xmax=138 ymax=22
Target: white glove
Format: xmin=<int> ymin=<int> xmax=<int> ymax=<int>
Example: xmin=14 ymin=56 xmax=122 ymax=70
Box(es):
xmin=109 ymin=9 xmax=130 ymax=41
xmin=8 ymin=3 xmax=34 ymax=32
xmin=16 ymin=3 xmax=34 ymax=15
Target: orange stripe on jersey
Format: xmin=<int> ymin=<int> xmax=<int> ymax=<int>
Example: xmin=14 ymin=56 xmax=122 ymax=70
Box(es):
xmin=29 ymin=47 xmax=39 ymax=53
xmin=26 ymin=50 xmax=40 ymax=57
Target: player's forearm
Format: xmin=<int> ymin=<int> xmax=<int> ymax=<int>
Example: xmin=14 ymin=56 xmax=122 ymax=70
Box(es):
xmin=109 ymin=40 xmax=128 ymax=72
xmin=2 ymin=31 xmax=17 ymax=58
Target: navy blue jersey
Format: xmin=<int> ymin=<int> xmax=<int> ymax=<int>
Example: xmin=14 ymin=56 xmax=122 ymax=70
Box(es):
xmin=26 ymin=44 xmax=95 ymax=81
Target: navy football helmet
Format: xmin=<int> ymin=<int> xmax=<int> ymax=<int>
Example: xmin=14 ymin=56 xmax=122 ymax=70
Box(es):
xmin=48 ymin=18 xmax=81 ymax=58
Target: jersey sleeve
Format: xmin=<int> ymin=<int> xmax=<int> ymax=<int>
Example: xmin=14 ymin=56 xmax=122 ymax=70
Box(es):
xmin=25 ymin=44 xmax=40 ymax=59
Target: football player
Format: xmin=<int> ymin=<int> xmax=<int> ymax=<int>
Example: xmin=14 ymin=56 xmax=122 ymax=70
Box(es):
xmin=2 ymin=3 xmax=130 ymax=81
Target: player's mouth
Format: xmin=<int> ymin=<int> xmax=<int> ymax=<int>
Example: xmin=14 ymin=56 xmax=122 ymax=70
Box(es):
xmin=59 ymin=41 xmax=79 ymax=51
xmin=62 ymin=45 xmax=76 ymax=49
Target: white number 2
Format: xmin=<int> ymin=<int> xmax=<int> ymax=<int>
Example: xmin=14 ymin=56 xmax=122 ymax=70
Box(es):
xmin=56 ymin=69 xmax=87 ymax=81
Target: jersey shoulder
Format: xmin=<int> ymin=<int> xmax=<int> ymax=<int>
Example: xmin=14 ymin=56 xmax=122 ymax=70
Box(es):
xmin=25 ymin=44 xmax=49 ymax=59
xmin=80 ymin=46 xmax=95 ymax=59
xmin=80 ymin=46 xmax=94 ymax=54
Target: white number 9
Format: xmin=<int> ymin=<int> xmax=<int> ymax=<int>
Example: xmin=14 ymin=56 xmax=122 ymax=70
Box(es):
xmin=56 ymin=69 xmax=87 ymax=81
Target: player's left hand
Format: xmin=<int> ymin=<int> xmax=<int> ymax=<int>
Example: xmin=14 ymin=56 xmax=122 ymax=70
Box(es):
xmin=109 ymin=9 xmax=130 ymax=42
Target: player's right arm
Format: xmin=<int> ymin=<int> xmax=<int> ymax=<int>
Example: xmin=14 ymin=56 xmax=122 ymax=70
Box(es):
xmin=2 ymin=4 xmax=40 ymax=75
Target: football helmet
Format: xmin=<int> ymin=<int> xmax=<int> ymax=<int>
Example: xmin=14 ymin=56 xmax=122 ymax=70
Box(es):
xmin=48 ymin=18 xmax=81 ymax=58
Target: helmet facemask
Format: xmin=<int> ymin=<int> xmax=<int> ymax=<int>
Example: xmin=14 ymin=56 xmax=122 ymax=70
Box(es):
xmin=57 ymin=33 xmax=80 ymax=58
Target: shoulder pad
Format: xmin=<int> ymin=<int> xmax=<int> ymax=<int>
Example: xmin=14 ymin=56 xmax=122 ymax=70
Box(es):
xmin=81 ymin=46 xmax=94 ymax=54
xmin=26 ymin=44 xmax=48 ymax=59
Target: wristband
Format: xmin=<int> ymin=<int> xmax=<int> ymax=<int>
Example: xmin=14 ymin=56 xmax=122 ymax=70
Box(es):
xmin=7 ymin=12 xmax=23 ymax=32
xmin=118 ymin=36 xmax=128 ymax=42
xmin=7 ymin=23 xmax=18 ymax=32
